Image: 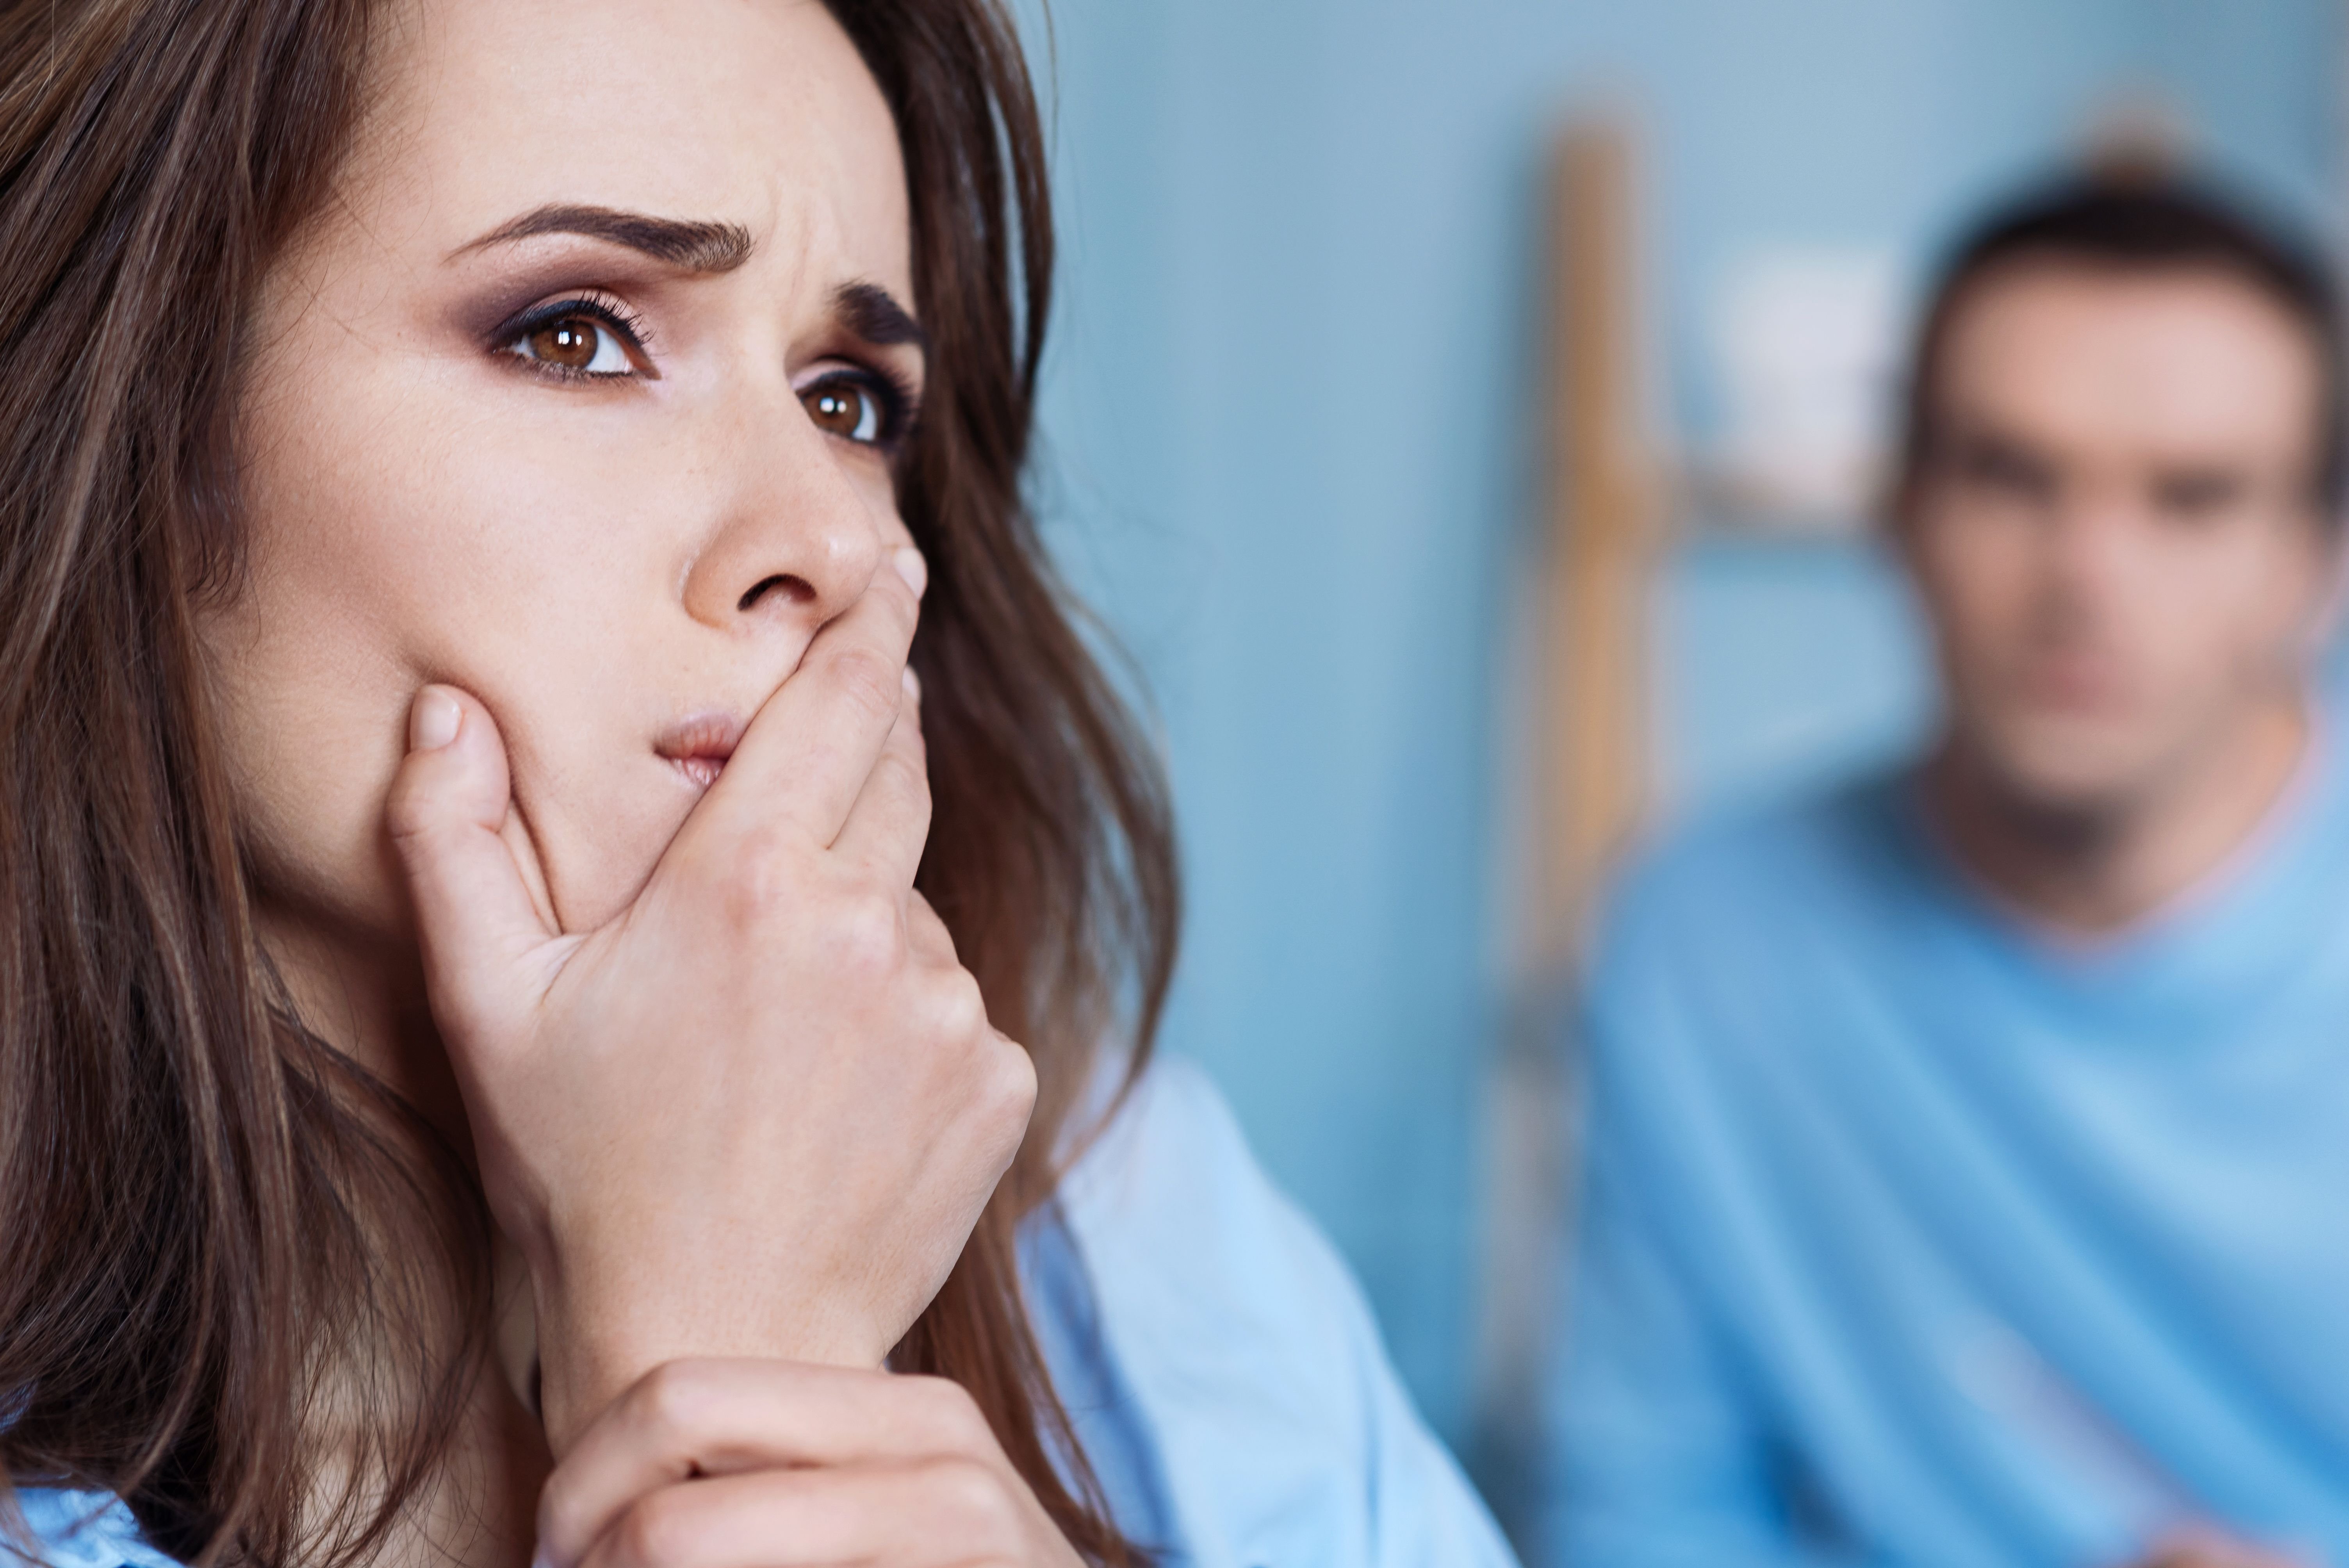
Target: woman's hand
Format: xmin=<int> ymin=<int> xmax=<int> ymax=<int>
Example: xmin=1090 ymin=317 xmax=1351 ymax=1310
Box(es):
xmin=537 ymin=1359 xmax=1084 ymax=1568
xmin=385 ymin=548 xmax=1035 ymax=1451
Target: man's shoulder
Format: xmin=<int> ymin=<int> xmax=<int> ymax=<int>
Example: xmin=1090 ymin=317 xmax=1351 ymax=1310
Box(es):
xmin=1575 ymin=771 xmax=1941 ymax=1167
xmin=1595 ymin=766 xmax=1917 ymax=975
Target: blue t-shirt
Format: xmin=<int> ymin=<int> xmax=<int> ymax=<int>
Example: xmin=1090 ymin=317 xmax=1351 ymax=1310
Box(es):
xmin=1544 ymin=744 xmax=2349 ymax=1568
xmin=9 ymin=1057 xmax=1512 ymax=1568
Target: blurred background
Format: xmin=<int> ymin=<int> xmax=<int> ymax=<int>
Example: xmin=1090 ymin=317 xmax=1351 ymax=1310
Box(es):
xmin=1005 ymin=0 xmax=2342 ymax=1550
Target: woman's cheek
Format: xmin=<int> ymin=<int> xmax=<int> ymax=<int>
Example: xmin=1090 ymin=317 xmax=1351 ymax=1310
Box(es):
xmin=475 ymin=674 xmax=693 ymax=935
xmin=526 ymin=771 xmax=695 ymax=933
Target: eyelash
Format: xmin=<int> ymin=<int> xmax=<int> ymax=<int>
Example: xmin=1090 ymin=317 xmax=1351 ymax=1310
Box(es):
xmin=488 ymin=295 xmax=921 ymax=450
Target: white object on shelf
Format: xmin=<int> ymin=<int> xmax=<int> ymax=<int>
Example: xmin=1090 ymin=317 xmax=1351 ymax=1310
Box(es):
xmin=1708 ymin=244 xmax=1906 ymax=528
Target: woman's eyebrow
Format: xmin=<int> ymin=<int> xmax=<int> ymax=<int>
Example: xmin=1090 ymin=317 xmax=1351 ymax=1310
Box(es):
xmin=834 ymin=281 xmax=928 ymax=354
xmin=451 ymin=204 xmax=755 ymax=273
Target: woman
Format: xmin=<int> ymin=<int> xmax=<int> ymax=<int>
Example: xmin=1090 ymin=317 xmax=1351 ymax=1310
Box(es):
xmin=0 ymin=2 xmax=1512 ymax=1566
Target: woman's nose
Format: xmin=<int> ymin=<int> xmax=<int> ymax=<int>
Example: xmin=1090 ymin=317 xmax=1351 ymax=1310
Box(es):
xmin=678 ymin=414 xmax=886 ymax=634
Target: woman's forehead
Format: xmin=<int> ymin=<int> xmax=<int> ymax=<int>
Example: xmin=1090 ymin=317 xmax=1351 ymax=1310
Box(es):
xmin=351 ymin=0 xmax=912 ymax=302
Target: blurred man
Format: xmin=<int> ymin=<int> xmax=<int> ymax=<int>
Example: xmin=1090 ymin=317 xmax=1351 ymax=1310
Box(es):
xmin=1545 ymin=181 xmax=2349 ymax=1568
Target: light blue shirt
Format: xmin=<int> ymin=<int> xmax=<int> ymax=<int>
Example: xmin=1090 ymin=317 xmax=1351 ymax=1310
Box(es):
xmin=1029 ymin=1055 xmax=1515 ymax=1567
xmin=9 ymin=1057 xmax=1511 ymax=1568
xmin=1545 ymin=746 xmax=2349 ymax=1568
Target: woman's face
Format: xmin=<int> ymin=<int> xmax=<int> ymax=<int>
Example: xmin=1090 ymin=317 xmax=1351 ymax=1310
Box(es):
xmin=209 ymin=0 xmax=923 ymax=946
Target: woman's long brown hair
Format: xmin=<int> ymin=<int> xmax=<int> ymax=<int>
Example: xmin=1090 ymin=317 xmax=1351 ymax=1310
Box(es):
xmin=0 ymin=2 xmax=1179 ymax=1566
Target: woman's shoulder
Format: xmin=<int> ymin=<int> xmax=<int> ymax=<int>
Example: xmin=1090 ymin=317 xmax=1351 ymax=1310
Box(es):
xmin=1032 ymin=1054 xmax=1517 ymax=1568
xmin=1053 ymin=1052 xmax=1278 ymax=1239
xmin=4 ymin=1489 xmax=180 ymax=1568
xmin=1052 ymin=1052 xmax=1370 ymax=1362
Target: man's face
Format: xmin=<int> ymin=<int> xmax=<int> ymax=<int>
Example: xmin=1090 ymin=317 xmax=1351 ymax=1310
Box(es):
xmin=1903 ymin=261 xmax=2338 ymax=816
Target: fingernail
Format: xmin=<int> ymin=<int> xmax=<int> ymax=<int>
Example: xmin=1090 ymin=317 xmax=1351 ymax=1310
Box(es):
xmin=891 ymin=546 xmax=928 ymax=599
xmin=901 ymin=665 xmax=922 ymax=702
xmin=409 ymin=688 xmax=462 ymax=752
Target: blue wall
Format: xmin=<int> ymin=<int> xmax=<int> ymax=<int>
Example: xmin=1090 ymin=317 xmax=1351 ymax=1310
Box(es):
xmin=1015 ymin=0 xmax=2342 ymax=1451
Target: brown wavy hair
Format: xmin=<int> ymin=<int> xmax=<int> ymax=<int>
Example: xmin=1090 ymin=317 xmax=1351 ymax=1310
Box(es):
xmin=0 ymin=2 xmax=1178 ymax=1565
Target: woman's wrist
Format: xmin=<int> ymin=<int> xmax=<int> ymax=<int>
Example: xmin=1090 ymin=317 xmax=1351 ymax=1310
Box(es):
xmin=526 ymin=1260 xmax=891 ymax=1453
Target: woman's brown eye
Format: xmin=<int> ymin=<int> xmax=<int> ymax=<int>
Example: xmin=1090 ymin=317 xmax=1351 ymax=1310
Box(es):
xmin=804 ymin=380 xmax=882 ymax=444
xmin=529 ymin=317 xmax=602 ymax=371
xmin=508 ymin=310 xmax=634 ymax=376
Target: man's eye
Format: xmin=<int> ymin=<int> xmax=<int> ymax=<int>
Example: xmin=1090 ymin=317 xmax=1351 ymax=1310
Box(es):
xmin=503 ymin=307 xmax=641 ymax=377
xmin=802 ymin=377 xmax=886 ymax=444
xmin=2152 ymin=471 xmax=2247 ymax=520
xmin=1958 ymin=450 xmax=2053 ymax=501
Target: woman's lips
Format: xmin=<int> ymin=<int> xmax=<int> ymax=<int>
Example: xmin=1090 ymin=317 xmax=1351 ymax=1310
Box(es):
xmin=654 ymin=712 xmax=744 ymax=789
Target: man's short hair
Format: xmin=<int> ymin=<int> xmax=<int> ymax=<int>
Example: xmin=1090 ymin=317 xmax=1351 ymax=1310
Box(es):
xmin=1897 ymin=176 xmax=2347 ymax=519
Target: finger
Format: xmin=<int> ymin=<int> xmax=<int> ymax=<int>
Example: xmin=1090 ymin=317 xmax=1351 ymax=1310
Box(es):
xmin=829 ymin=672 xmax=930 ymax=888
xmin=577 ymin=1461 xmax=1032 ymax=1568
xmin=540 ymin=1361 xmax=998 ymax=1568
xmin=694 ymin=546 xmax=926 ymax=852
xmin=383 ymin=686 xmax=563 ymax=1039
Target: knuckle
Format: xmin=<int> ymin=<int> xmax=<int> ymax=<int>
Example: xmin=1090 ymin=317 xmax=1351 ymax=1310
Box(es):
xmin=969 ymin=1057 xmax=1037 ymax=1163
xmin=716 ymin=877 xmax=776 ymax=934
xmin=826 ymin=890 xmax=906 ymax=977
xmin=985 ymin=1035 xmax=1039 ymax=1124
xmin=823 ymin=645 xmax=902 ymax=727
xmin=626 ymin=1360 xmax=718 ymax=1452
xmin=713 ymin=829 xmax=807 ymax=928
xmin=932 ymin=966 xmax=988 ymax=1041
xmin=902 ymin=1374 xmax=991 ymax=1452
xmin=917 ymin=1454 xmax=1019 ymax=1537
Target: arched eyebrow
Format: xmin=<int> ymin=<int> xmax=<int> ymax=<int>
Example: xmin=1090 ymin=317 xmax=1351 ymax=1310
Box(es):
xmin=833 ymin=281 xmax=927 ymax=354
xmin=452 ymin=207 xmax=921 ymax=357
xmin=452 ymin=204 xmax=756 ymax=273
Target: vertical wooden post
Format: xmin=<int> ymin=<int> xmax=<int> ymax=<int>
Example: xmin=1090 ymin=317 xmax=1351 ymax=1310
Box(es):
xmin=1538 ymin=118 xmax=1658 ymax=967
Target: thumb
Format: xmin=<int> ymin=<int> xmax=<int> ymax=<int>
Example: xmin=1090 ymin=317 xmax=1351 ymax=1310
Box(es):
xmin=385 ymin=684 xmax=560 ymax=1043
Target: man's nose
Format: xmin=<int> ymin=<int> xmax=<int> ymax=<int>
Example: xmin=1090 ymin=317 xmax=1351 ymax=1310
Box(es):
xmin=2032 ymin=490 xmax=2149 ymax=631
xmin=677 ymin=398 xmax=886 ymax=634
xmin=2045 ymin=488 xmax=2141 ymax=575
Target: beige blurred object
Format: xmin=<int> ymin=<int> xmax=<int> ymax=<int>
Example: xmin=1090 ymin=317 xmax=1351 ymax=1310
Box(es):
xmin=1536 ymin=116 xmax=1663 ymax=965
xmin=1470 ymin=114 xmax=1663 ymax=1538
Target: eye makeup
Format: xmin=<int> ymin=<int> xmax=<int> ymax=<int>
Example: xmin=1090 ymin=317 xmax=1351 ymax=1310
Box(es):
xmin=453 ymin=257 xmax=927 ymax=450
xmin=488 ymin=292 xmax=657 ymax=382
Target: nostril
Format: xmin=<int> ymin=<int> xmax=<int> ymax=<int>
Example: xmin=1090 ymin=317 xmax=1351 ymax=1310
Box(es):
xmin=737 ymin=574 xmax=816 ymax=613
